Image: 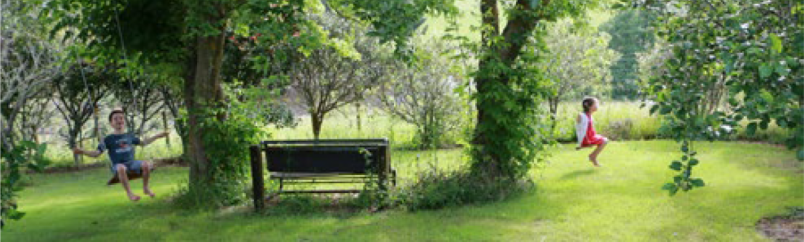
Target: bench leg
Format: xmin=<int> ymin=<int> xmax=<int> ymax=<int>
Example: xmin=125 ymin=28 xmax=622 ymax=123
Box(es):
xmin=392 ymin=169 xmax=397 ymax=187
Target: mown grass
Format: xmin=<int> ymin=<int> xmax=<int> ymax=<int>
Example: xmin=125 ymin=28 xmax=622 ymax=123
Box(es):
xmin=4 ymin=140 xmax=802 ymax=241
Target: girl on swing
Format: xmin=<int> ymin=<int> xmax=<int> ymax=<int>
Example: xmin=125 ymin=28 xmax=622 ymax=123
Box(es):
xmin=73 ymin=109 xmax=169 ymax=201
xmin=576 ymin=97 xmax=609 ymax=167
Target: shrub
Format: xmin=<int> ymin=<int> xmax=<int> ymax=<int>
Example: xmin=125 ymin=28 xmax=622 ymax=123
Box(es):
xmin=396 ymin=162 xmax=534 ymax=210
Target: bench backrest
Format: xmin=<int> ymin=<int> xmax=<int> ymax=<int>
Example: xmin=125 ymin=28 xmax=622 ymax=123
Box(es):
xmin=262 ymin=139 xmax=389 ymax=174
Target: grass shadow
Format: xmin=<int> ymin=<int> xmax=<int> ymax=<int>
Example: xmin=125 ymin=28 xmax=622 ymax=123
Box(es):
xmin=558 ymin=169 xmax=596 ymax=180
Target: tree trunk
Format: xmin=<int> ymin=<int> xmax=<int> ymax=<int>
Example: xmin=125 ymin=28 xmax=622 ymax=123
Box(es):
xmin=184 ymin=29 xmax=227 ymax=189
xmin=800 ymin=88 xmax=803 ymax=112
xmin=163 ymin=111 xmax=171 ymax=148
xmin=70 ymin=118 xmax=83 ymax=166
xmin=470 ymin=0 xmax=502 ymax=177
xmin=32 ymin=126 xmax=39 ymax=144
xmin=470 ymin=0 xmax=547 ymax=179
xmin=166 ymin=100 xmax=190 ymax=162
xmin=93 ymin=107 xmax=101 ymax=143
xmin=549 ymin=97 xmax=559 ymax=130
xmin=356 ymin=102 xmax=362 ymax=132
xmin=311 ymin=113 xmax=324 ymax=140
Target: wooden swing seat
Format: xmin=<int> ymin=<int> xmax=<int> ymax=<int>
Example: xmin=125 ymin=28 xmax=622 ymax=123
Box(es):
xmin=106 ymin=166 xmax=155 ymax=185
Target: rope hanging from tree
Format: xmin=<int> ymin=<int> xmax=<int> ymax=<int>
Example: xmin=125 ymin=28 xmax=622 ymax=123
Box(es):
xmin=73 ymin=3 xmax=155 ymax=184
xmin=112 ymin=5 xmax=139 ymax=115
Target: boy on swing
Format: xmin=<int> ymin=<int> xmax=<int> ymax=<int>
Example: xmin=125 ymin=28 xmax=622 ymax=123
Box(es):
xmin=73 ymin=109 xmax=169 ymax=201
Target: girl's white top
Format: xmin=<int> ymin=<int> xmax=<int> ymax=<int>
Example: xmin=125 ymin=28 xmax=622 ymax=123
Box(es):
xmin=575 ymin=112 xmax=590 ymax=148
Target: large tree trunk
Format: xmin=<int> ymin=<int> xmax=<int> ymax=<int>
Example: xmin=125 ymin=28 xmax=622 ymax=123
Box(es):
xmin=471 ymin=0 xmax=546 ymax=179
xmin=184 ymin=29 xmax=227 ymax=189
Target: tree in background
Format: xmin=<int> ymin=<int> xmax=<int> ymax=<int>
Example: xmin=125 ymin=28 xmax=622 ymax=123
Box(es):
xmin=52 ymin=62 xmax=110 ymax=166
xmin=539 ymin=17 xmax=620 ymax=127
xmin=289 ymin=12 xmax=392 ymax=139
xmin=379 ymin=39 xmax=464 ymax=149
xmin=635 ymin=40 xmax=671 ymax=85
xmin=600 ymin=9 xmax=656 ymax=100
xmin=14 ymin=90 xmax=57 ymax=144
xmin=221 ymin=20 xmax=298 ymax=129
xmin=0 ymin=0 xmax=59 ymax=227
xmin=111 ymin=78 xmax=165 ymax=136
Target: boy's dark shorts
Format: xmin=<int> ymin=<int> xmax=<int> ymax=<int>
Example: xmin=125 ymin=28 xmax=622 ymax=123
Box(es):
xmin=110 ymin=160 xmax=143 ymax=175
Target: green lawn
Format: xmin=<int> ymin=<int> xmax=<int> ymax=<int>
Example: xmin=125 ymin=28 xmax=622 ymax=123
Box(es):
xmin=3 ymin=141 xmax=802 ymax=241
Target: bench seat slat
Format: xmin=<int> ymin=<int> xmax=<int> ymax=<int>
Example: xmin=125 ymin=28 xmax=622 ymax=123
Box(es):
xmin=277 ymin=189 xmax=363 ymax=194
xmin=270 ymin=172 xmax=373 ymax=178
xmin=280 ymin=180 xmax=373 ymax=184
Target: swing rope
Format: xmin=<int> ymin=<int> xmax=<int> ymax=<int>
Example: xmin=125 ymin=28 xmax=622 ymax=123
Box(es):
xmin=108 ymin=5 xmax=159 ymax=185
xmin=70 ymin=3 xmax=156 ymax=184
xmin=74 ymin=51 xmax=101 ymax=146
xmin=112 ymin=5 xmax=138 ymax=112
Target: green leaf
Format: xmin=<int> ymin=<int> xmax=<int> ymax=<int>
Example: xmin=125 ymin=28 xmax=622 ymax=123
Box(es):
xmin=728 ymin=97 xmax=738 ymax=106
xmin=759 ymin=64 xmax=773 ymax=78
xmin=662 ymin=183 xmax=679 ymax=196
xmin=650 ymin=105 xmax=660 ymax=115
xmin=746 ymin=123 xmax=758 ymax=136
xmin=690 ymin=178 xmax=705 ymax=187
xmin=36 ymin=143 xmax=48 ymax=156
xmin=660 ymin=106 xmax=673 ymax=115
xmin=797 ymin=148 xmax=804 ymax=161
xmin=669 ymin=161 xmax=683 ymax=171
xmin=769 ymin=34 xmax=783 ymax=54
xmin=776 ymin=63 xmax=790 ymax=76
xmin=777 ymin=119 xmax=787 ymax=128
xmin=689 ymin=159 xmax=699 ymax=166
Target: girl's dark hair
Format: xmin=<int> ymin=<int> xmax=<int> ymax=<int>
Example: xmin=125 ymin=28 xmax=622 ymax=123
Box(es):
xmin=108 ymin=110 xmax=125 ymax=122
xmin=582 ymin=97 xmax=597 ymax=113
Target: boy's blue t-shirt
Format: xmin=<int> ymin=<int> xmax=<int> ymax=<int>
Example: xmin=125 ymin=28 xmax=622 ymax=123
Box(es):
xmin=97 ymin=133 xmax=141 ymax=165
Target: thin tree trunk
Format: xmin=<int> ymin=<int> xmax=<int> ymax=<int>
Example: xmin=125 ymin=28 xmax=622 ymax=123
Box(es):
xmin=800 ymin=89 xmax=803 ymax=111
xmin=32 ymin=126 xmax=38 ymax=144
xmin=549 ymin=97 xmax=559 ymax=130
xmin=311 ymin=113 xmax=324 ymax=140
xmin=70 ymin=116 xmax=84 ymax=166
xmin=167 ymin=100 xmax=189 ymax=160
xmin=356 ymin=102 xmax=362 ymax=132
xmin=163 ymin=111 xmax=171 ymax=148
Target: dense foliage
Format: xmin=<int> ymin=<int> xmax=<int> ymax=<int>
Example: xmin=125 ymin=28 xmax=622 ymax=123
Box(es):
xmin=632 ymin=0 xmax=804 ymax=194
xmin=600 ymin=9 xmax=657 ymax=100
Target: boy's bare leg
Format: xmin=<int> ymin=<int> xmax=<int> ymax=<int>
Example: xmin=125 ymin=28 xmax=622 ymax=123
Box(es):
xmin=142 ymin=161 xmax=155 ymax=198
xmin=116 ymin=164 xmax=140 ymax=201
